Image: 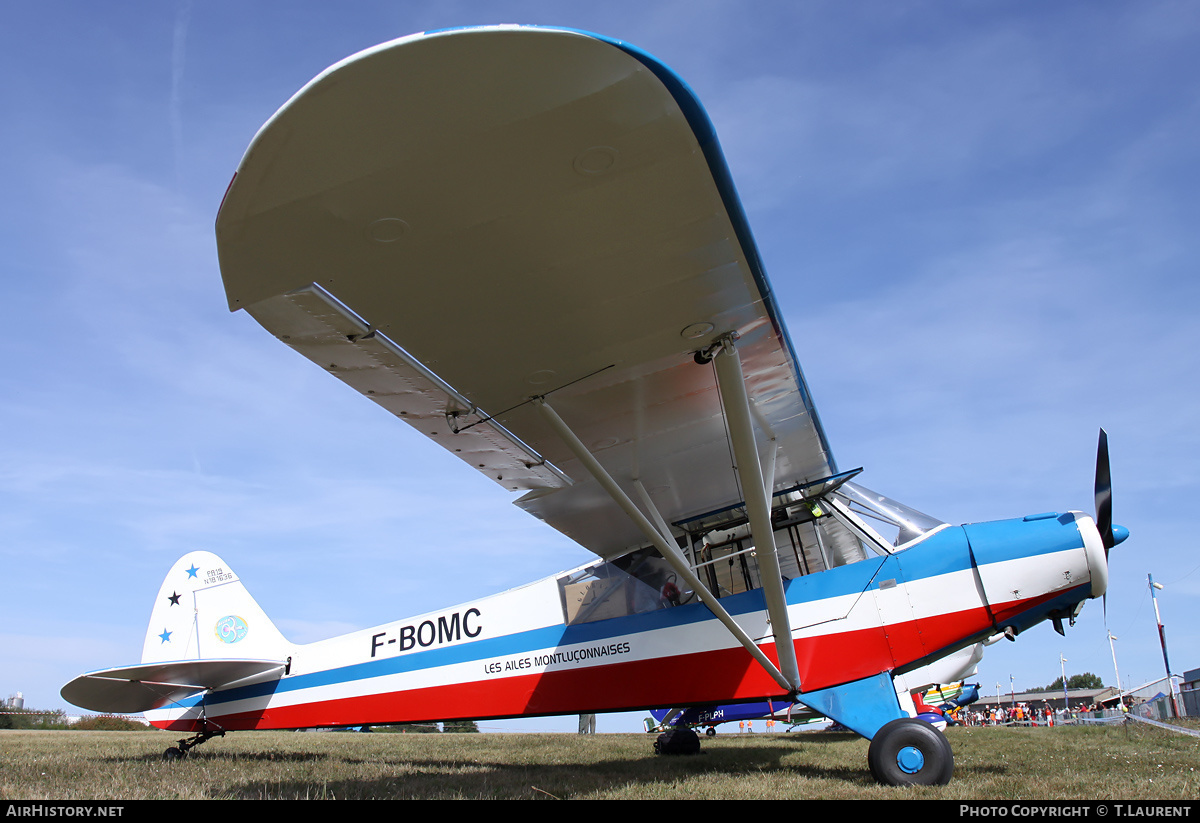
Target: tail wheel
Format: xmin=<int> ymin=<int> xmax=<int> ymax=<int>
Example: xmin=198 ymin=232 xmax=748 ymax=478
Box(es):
xmin=867 ymin=718 xmax=954 ymax=786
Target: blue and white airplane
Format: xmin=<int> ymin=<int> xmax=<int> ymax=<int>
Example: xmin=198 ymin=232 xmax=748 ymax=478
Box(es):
xmin=61 ymin=26 xmax=1126 ymax=786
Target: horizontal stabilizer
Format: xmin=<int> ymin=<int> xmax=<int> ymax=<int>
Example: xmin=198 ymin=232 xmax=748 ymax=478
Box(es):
xmin=61 ymin=659 xmax=286 ymax=714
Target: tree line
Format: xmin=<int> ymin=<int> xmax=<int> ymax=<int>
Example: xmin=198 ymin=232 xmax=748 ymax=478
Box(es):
xmin=1026 ymin=672 xmax=1104 ymax=692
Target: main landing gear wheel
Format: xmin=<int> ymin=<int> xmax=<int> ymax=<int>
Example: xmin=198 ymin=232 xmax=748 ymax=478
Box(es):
xmin=162 ymin=747 xmax=186 ymax=762
xmin=705 ymin=727 xmax=716 ymax=737
xmin=654 ymin=728 xmax=701 ymax=755
xmin=867 ymin=718 xmax=954 ymax=786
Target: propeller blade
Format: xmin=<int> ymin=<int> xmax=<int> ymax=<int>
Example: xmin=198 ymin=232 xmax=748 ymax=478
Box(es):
xmin=1095 ymin=427 xmax=1114 ymax=621
xmin=1095 ymin=428 xmax=1114 ymax=551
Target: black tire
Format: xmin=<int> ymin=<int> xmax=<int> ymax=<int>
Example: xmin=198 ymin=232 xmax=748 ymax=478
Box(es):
xmin=705 ymin=726 xmax=716 ymax=737
xmin=162 ymin=746 xmax=186 ymax=762
xmin=867 ymin=718 xmax=954 ymax=786
xmin=654 ymin=728 xmax=701 ymax=755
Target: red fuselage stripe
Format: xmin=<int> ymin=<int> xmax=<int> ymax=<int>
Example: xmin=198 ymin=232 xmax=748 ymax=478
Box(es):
xmin=151 ymin=592 xmax=1061 ymax=732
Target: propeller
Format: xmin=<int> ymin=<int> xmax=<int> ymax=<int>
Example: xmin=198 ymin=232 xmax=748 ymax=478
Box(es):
xmin=1093 ymin=428 xmax=1130 ymax=618
xmin=1095 ymin=428 xmax=1114 ymax=555
xmin=1093 ymin=428 xmax=1130 ymax=554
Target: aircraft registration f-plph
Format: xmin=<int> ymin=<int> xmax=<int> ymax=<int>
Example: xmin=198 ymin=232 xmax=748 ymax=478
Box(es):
xmin=62 ymin=25 xmax=1128 ymax=786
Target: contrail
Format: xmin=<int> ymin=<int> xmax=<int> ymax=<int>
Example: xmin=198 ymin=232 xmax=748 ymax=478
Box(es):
xmin=171 ymin=0 xmax=192 ymax=189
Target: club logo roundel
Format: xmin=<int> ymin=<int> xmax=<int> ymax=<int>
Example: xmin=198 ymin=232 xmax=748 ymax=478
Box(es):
xmin=215 ymin=615 xmax=249 ymax=644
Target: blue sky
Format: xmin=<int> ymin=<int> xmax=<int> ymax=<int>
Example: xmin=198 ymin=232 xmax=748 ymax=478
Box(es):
xmin=2 ymin=1 xmax=1198 ymax=733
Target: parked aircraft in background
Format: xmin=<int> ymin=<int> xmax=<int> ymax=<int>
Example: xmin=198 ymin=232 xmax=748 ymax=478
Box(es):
xmin=647 ymin=698 xmax=812 ymax=737
xmin=61 ymin=25 xmax=1125 ymax=786
xmin=649 ymin=660 xmax=985 ymax=738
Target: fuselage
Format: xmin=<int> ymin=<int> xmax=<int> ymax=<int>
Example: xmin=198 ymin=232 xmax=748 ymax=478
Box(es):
xmin=146 ymin=510 xmax=1106 ymax=733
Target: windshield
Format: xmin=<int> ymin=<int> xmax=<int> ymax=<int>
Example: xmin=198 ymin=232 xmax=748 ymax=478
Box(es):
xmin=832 ymin=482 xmax=946 ymax=548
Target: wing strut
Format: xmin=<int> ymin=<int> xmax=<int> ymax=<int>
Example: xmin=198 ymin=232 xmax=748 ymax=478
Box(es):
xmin=532 ymin=398 xmax=795 ymax=693
xmin=710 ymin=335 xmax=803 ymax=691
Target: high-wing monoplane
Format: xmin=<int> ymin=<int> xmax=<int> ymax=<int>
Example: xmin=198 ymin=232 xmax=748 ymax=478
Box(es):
xmin=61 ymin=25 xmax=1127 ymax=786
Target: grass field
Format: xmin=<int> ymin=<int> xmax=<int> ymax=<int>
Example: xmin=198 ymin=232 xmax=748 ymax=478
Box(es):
xmin=2 ymin=724 xmax=1197 ymax=800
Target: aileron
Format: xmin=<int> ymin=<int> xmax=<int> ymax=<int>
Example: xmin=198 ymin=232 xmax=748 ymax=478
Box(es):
xmin=246 ymin=284 xmax=571 ymax=492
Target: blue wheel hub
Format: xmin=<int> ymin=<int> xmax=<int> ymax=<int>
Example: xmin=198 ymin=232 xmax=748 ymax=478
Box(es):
xmin=896 ymin=745 xmax=925 ymax=774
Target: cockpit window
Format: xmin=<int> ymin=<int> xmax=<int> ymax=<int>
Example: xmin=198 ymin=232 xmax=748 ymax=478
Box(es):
xmin=556 ymin=477 xmax=947 ymax=626
xmin=558 ymin=547 xmax=694 ymax=626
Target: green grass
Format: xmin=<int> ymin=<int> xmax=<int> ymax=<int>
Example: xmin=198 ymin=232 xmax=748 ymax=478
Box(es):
xmin=1 ymin=724 xmax=1197 ymax=800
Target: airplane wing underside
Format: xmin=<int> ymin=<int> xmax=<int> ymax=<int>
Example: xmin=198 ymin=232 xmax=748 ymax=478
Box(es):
xmin=216 ymin=26 xmax=834 ymax=558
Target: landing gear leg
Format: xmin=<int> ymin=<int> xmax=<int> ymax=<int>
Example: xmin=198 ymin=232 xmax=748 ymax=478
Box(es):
xmin=867 ymin=718 xmax=954 ymax=786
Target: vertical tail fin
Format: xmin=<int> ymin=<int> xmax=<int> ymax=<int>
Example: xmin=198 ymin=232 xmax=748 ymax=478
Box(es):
xmin=141 ymin=551 xmax=293 ymax=664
